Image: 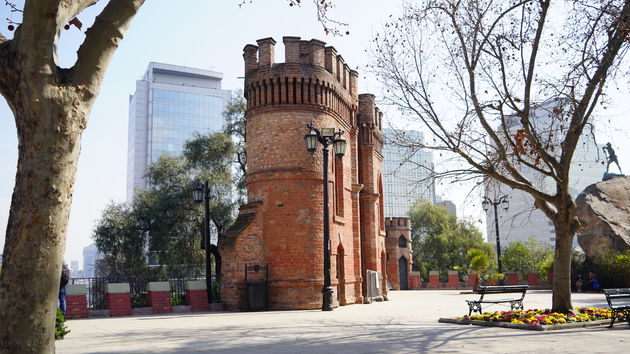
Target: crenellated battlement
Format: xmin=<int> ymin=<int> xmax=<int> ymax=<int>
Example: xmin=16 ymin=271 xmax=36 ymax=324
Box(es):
xmin=357 ymin=93 xmax=384 ymax=151
xmin=385 ymin=217 xmax=411 ymax=229
xmin=243 ymin=36 xmax=358 ymax=125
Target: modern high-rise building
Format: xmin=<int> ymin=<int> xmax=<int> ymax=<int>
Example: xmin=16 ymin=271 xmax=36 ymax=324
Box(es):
xmin=82 ymin=243 xmax=102 ymax=278
xmin=126 ymin=62 xmax=231 ymax=201
xmin=485 ymin=100 xmax=606 ymax=247
xmin=382 ymin=129 xmax=435 ymax=218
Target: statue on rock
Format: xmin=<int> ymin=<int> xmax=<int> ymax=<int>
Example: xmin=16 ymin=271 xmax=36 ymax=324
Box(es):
xmin=602 ymin=142 xmax=624 ymax=181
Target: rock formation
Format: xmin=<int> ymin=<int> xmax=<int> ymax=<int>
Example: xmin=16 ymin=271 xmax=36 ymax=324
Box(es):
xmin=576 ymin=176 xmax=630 ymax=262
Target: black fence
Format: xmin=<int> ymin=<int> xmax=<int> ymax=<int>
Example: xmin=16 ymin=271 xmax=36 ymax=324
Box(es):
xmin=70 ymin=275 xmax=211 ymax=310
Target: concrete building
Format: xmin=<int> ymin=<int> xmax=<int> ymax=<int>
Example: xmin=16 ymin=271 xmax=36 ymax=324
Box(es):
xmin=126 ymin=62 xmax=231 ymax=201
xmin=486 ymin=100 xmax=606 ymax=247
xmin=220 ymin=37 xmax=388 ymax=311
xmin=382 ymin=129 xmax=435 ymax=218
xmin=70 ymin=260 xmax=79 ymax=276
xmin=82 ymin=244 xmax=102 ymax=278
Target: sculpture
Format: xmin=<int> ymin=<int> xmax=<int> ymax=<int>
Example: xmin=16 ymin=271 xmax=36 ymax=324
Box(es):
xmin=603 ymin=142 xmax=623 ymax=181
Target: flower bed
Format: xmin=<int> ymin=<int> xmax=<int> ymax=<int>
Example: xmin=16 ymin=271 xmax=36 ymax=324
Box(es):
xmin=438 ymin=307 xmax=622 ymax=331
xmin=459 ymin=307 xmax=613 ymax=326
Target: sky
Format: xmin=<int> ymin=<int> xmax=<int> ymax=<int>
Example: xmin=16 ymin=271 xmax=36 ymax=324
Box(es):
xmin=1 ymin=1 xmax=629 ymax=268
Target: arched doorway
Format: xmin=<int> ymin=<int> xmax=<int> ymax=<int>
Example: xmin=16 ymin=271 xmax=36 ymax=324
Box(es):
xmin=399 ymin=256 xmax=408 ymax=290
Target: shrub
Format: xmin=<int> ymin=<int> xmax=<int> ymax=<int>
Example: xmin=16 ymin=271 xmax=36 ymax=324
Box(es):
xmin=55 ymin=308 xmax=70 ymax=340
xmin=170 ymin=293 xmax=184 ymax=306
xmin=596 ymin=250 xmax=630 ymax=288
xmin=482 ymin=273 xmax=505 ymax=285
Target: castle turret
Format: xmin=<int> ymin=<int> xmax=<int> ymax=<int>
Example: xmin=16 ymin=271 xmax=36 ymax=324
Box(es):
xmin=220 ymin=36 xmax=386 ymax=311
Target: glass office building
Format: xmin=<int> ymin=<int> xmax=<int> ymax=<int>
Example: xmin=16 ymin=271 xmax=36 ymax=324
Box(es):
xmin=382 ymin=129 xmax=435 ymax=218
xmin=127 ymin=62 xmax=231 ymax=201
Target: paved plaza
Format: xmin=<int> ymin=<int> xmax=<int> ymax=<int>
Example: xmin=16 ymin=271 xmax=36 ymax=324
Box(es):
xmin=57 ymin=290 xmax=629 ymax=353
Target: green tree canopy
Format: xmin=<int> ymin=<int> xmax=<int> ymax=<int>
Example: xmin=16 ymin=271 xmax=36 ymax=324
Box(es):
xmin=94 ymin=133 xmax=239 ymax=277
xmin=409 ymin=200 xmax=495 ymax=278
xmin=502 ymin=239 xmax=554 ymax=279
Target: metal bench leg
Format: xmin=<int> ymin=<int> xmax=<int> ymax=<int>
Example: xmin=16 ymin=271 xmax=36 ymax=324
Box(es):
xmin=609 ymin=311 xmax=617 ymax=328
xmin=510 ymin=301 xmax=523 ymax=311
xmin=468 ymin=302 xmax=481 ymax=316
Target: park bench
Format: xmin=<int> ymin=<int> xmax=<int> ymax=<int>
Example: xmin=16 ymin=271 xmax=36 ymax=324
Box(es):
xmin=466 ymin=285 xmax=528 ymax=315
xmin=603 ymin=288 xmax=630 ymax=327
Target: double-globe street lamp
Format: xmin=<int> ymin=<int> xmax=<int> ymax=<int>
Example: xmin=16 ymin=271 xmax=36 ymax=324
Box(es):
xmin=193 ymin=180 xmax=212 ymax=305
xmin=304 ymin=123 xmax=347 ymax=311
xmin=482 ymin=195 xmax=510 ymax=274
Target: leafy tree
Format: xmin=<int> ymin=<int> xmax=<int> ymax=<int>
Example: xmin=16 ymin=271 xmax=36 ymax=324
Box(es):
xmin=373 ymin=0 xmax=630 ymax=312
xmin=409 ymin=200 xmax=495 ymax=279
xmin=0 ymin=2 xmax=340 ymax=350
xmin=94 ymin=133 xmax=238 ymax=278
xmin=93 ymin=202 xmax=149 ymax=277
xmin=455 ymin=248 xmax=490 ymax=290
xmin=222 ymin=91 xmax=247 ymax=198
xmin=502 ymin=239 xmax=554 ymax=279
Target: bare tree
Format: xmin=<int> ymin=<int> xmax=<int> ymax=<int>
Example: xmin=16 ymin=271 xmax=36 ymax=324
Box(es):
xmin=372 ymin=0 xmax=629 ymax=313
xmin=0 ymin=1 xmax=341 ymax=352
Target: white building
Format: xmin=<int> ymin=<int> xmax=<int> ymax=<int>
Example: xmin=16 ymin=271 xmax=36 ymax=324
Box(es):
xmin=126 ymin=62 xmax=231 ymax=201
xmin=382 ymin=129 xmax=435 ymax=218
xmin=486 ymin=100 xmax=606 ymax=247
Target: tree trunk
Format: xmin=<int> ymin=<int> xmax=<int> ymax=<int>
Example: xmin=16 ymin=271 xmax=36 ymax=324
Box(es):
xmin=0 ymin=86 xmax=88 ymax=352
xmin=552 ymin=211 xmax=577 ymax=313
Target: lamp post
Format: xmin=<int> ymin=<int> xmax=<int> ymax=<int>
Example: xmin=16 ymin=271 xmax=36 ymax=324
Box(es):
xmin=304 ymin=123 xmax=347 ymax=311
xmin=482 ymin=195 xmax=510 ymax=274
xmin=193 ymin=180 xmax=212 ymax=305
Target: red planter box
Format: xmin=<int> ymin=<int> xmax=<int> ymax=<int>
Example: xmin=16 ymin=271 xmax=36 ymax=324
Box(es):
xmin=429 ymin=273 xmax=439 ymax=288
xmin=186 ymin=289 xmax=210 ymax=311
xmin=409 ymin=274 xmax=422 ymax=290
xmin=106 ymin=293 xmax=132 ymax=316
xmin=527 ymin=273 xmax=539 ymax=286
xmin=148 ymin=291 xmax=172 ymax=313
xmin=467 ymin=274 xmax=478 ymax=288
xmin=65 ymin=295 xmax=88 ymax=319
xmin=507 ymin=273 xmax=520 ymax=285
xmin=447 ymin=273 xmax=458 ymax=288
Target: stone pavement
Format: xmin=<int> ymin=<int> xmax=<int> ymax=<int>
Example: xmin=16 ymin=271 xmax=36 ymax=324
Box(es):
xmin=56 ymin=290 xmax=629 ymax=353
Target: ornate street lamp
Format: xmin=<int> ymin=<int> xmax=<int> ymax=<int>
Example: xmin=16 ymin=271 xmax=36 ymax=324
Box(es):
xmin=193 ymin=180 xmax=212 ymax=304
xmin=482 ymin=195 xmax=510 ymax=274
xmin=304 ymin=123 xmax=346 ymax=311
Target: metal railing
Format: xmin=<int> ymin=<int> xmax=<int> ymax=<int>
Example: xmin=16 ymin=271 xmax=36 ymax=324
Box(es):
xmin=71 ymin=275 xmax=210 ymax=310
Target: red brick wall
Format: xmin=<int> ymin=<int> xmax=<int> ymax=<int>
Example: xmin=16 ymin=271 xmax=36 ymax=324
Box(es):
xmin=148 ymin=291 xmax=172 ymax=314
xmin=65 ymin=295 xmax=88 ymax=319
xmin=186 ymin=289 xmax=210 ymax=312
xmin=106 ymin=293 xmax=131 ymax=316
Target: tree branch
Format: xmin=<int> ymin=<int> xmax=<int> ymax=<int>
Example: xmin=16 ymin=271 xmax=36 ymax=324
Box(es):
xmin=71 ymin=0 xmax=145 ymax=90
xmin=56 ymin=0 xmax=100 ymax=26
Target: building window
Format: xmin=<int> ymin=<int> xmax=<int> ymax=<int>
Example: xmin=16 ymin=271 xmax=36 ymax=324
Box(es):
xmin=398 ymin=235 xmax=407 ymax=248
xmin=335 ymin=154 xmax=344 ymax=217
xmin=379 ymin=176 xmax=385 ymax=231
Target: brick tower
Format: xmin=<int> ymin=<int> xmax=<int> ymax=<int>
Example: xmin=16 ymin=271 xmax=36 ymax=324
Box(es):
xmin=385 ymin=217 xmax=412 ymax=290
xmin=219 ymin=36 xmax=387 ymax=311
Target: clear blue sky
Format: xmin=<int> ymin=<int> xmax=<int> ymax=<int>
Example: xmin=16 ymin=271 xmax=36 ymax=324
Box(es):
xmin=1 ymin=1 xmax=629 ymax=267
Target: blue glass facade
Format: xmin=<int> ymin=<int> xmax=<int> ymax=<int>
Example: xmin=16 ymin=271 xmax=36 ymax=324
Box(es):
xmin=150 ymin=89 xmax=224 ymax=160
